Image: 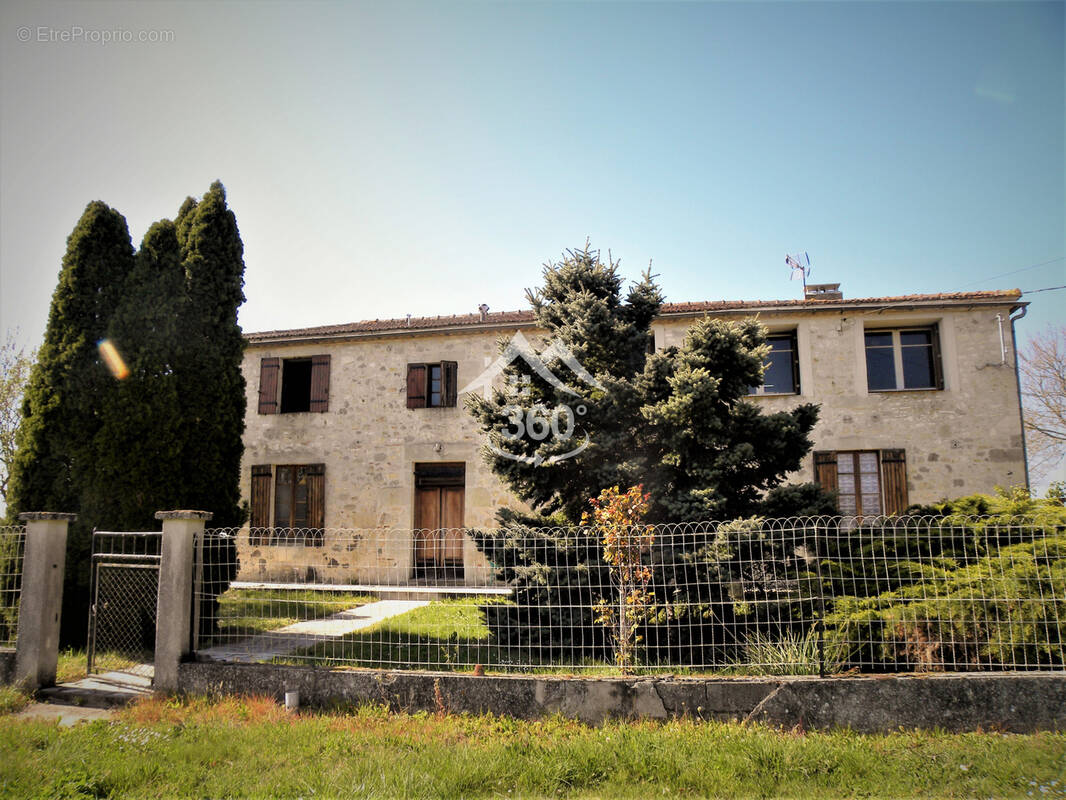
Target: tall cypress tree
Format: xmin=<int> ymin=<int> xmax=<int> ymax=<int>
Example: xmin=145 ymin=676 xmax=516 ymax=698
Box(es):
xmin=83 ymin=220 xmax=185 ymax=530
xmin=174 ymin=182 xmax=246 ymax=636
xmin=7 ymin=201 xmax=136 ymax=644
xmin=174 ymin=181 xmax=247 ymax=525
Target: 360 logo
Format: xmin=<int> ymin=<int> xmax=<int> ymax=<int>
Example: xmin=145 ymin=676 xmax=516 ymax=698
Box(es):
xmin=461 ymin=331 xmax=602 ymax=467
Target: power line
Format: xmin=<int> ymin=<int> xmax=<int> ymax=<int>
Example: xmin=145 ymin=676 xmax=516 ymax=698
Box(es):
xmin=956 ymin=257 xmax=1065 ymax=289
xmin=1021 ymin=285 xmax=1066 ymax=294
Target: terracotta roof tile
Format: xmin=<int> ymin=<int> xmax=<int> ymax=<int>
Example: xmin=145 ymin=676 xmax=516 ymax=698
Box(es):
xmin=246 ymin=289 xmax=1022 ymax=343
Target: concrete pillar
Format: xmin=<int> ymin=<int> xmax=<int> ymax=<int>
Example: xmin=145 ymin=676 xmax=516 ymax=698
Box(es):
xmin=14 ymin=512 xmax=76 ymax=690
xmin=153 ymin=510 xmax=212 ymax=693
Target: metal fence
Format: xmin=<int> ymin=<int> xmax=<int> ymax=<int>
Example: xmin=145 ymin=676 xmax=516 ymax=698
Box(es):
xmin=0 ymin=525 xmax=26 ymax=649
xmin=195 ymin=515 xmax=1066 ymax=675
xmin=87 ymin=530 xmax=161 ymax=677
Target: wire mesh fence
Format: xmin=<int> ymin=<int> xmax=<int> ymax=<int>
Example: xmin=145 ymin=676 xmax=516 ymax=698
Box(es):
xmin=87 ymin=531 xmax=161 ymax=677
xmin=197 ymin=515 xmax=1066 ymax=675
xmin=0 ymin=525 xmax=26 ymax=649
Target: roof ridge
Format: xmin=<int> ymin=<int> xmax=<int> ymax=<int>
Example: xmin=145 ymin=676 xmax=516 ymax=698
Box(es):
xmin=246 ymin=289 xmax=1022 ymax=341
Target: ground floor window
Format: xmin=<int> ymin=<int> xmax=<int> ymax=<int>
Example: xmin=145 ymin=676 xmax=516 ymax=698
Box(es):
xmin=813 ymin=449 xmax=908 ymax=517
xmin=249 ymin=463 xmax=325 ymax=545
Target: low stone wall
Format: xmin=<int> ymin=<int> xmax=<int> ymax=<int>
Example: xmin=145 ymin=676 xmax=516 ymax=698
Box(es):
xmin=0 ymin=649 xmax=15 ymax=686
xmin=179 ymin=661 xmax=1066 ymax=733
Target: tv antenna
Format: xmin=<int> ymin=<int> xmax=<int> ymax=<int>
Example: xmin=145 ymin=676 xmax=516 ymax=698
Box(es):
xmin=786 ymin=252 xmax=811 ymax=294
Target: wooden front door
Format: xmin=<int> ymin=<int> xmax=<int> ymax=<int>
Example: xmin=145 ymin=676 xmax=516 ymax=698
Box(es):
xmin=414 ymin=465 xmax=465 ymax=579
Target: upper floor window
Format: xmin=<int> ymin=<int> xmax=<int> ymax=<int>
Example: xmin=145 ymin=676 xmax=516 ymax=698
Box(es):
xmin=748 ymin=332 xmax=799 ymax=395
xmin=407 ymin=361 xmax=458 ymax=408
xmin=258 ymin=355 xmax=331 ymax=414
xmin=864 ymin=327 xmax=942 ymax=392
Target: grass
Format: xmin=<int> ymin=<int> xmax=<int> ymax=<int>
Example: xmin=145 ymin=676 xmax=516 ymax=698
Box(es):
xmin=291 ymin=597 xmax=571 ymax=672
xmin=0 ymin=686 xmax=28 ymax=715
xmin=738 ymin=629 xmax=851 ymax=676
xmin=204 ymin=588 xmax=378 ymax=644
xmin=0 ymin=693 xmax=1062 ymax=798
xmin=57 ymin=648 xmax=87 ymax=684
xmin=289 ymin=599 xmax=840 ymax=676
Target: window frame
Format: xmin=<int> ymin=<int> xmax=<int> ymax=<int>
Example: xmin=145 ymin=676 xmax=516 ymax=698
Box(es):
xmin=279 ymin=359 xmax=313 ymax=413
xmin=249 ymin=463 xmax=325 ymax=546
xmin=748 ymin=331 xmax=800 ymax=396
xmin=406 ymin=361 xmax=458 ymax=409
xmin=864 ymin=325 xmax=943 ymax=393
xmin=834 ymin=450 xmax=884 ymax=517
xmin=813 ymin=448 xmax=909 ymax=517
xmin=257 ymin=355 xmax=330 ymax=414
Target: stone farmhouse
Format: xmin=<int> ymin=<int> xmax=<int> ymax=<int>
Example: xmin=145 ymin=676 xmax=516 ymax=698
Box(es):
xmin=237 ymin=286 xmax=1028 ymax=585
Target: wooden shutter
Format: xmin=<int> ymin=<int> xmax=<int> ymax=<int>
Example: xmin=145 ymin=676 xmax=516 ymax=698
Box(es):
xmin=250 ymin=464 xmax=273 ymax=542
xmin=881 ymin=449 xmax=909 ymax=515
xmin=441 ymin=361 xmax=458 ymax=407
xmin=306 ymin=463 xmax=325 ymax=545
xmin=930 ymin=326 xmax=944 ymax=390
xmin=258 ymin=357 xmax=280 ymax=414
xmin=813 ymin=451 xmax=838 ymax=492
xmin=309 ymin=354 xmax=331 ymax=412
xmin=406 ymin=363 xmax=427 ymax=408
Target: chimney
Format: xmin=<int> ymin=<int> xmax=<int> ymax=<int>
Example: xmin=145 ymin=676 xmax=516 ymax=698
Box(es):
xmin=478 ymin=303 xmax=490 ymax=322
xmin=804 ymin=283 xmax=843 ymax=301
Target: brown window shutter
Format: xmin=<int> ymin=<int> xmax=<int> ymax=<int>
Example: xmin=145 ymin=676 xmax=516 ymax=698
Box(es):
xmin=258 ymin=357 xmax=280 ymax=414
xmin=250 ymin=464 xmax=273 ymax=541
xmin=813 ymin=451 xmax=838 ymax=493
xmin=306 ymin=463 xmax=325 ymax=545
xmin=407 ymin=363 xmax=427 ymax=408
xmin=309 ymin=354 xmax=331 ymax=412
xmin=441 ymin=361 xmax=458 ymax=407
xmin=930 ymin=326 xmax=944 ymax=390
xmin=881 ymin=449 xmax=909 ymax=514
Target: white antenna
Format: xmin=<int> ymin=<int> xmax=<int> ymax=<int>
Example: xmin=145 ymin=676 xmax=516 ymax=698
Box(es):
xmin=786 ymin=252 xmax=811 ymax=294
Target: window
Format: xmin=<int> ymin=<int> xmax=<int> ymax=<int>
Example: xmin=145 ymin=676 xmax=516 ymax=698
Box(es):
xmin=407 ymin=361 xmax=458 ymax=408
xmin=864 ymin=327 xmax=942 ymax=392
xmin=813 ymin=449 xmax=908 ymax=516
xmin=249 ymin=463 xmax=325 ymax=545
xmin=748 ymin=332 xmax=799 ymax=395
xmin=258 ymin=355 xmax=331 ymax=414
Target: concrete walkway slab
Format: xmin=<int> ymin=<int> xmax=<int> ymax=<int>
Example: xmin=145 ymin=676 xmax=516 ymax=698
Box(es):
xmin=39 ymin=670 xmax=153 ymax=708
xmin=198 ymin=599 xmax=429 ymax=663
xmin=15 ymin=702 xmax=117 ymax=726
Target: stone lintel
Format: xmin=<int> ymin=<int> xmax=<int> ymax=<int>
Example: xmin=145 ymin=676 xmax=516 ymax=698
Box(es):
xmin=17 ymin=512 xmax=77 ymax=522
xmin=154 ymin=510 xmax=214 ymax=521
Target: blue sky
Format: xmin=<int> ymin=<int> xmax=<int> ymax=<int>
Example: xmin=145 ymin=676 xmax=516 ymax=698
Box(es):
xmin=1 ymin=2 xmax=1063 ymax=480
xmin=2 ymin=1 xmax=1061 ymax=344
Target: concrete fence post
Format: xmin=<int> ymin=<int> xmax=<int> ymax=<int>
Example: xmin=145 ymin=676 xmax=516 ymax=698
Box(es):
xmin=14 ymin=512 xmax=76 ymax=691
xmin=154 ymin=510 xmax=212 ymax=693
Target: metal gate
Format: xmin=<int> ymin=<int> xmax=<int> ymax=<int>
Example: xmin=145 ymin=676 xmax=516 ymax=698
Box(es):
xmin=87 ymin=530 xmax=161 ymax=678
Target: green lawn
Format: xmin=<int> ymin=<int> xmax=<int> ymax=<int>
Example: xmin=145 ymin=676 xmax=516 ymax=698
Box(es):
xmin=204 ymin=588 xmax=379 ymax=645
xmin=0 ymin=693 xmax=1062 ymax=798
xmin=289 ymin=597 xmax=581 ymax=672
xmin=288 ymin=598 xmax=813 ymax=676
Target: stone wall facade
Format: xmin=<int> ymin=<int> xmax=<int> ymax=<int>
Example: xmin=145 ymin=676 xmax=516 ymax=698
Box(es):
xmin=654 ymin=301 xmax=1027 ymax=502
xmin=237 ymin=292 xmax=1027 ymax=585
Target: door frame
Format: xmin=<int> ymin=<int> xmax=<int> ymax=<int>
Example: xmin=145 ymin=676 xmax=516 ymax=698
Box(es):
xmin=412 ymin=463 xmax=466 ymax=580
